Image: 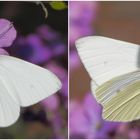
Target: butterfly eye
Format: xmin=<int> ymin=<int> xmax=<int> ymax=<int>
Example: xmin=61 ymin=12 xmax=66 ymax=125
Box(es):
xmin=0 ymin=22 xmax=13 ymax=38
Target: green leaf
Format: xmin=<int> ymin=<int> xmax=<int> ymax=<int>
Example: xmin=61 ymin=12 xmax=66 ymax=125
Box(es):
xmin=49 ymin=2 xmax=67 ymax=10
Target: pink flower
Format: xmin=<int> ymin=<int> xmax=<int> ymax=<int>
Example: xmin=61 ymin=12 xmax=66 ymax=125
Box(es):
xmin=70 ymin=2 xmax=98 ymax=46
xmin=0 ymin=19 xmax=16 ymax=55
xmin=45 ymin=62 xmax=68 ymax=97
xmin=70 ymin=93 xmax=120 ymax=139
xmin=41 ymin=94 xmax=59 ymax=111
xmin=0 ymin=19 xmax=16 ymax=48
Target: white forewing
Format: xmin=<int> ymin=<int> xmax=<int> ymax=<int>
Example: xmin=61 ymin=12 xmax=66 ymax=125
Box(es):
xmin=76 ymin=36 xmax=140 ymax=87
xmin=0 ymin=55 xmax=62 ymax=107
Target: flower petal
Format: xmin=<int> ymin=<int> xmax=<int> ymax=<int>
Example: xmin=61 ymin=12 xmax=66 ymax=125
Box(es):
xmin=0 ymin=19 xmax=17 ymax=48
xmin=0 ymin=48 xmax=9 ymax=55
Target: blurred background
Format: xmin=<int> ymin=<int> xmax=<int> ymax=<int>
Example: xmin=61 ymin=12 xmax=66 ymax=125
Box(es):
xmin=0 ymin=1 xmax=68 ymax=139
xmin=70 ymin=1 xmax=140 ymax=139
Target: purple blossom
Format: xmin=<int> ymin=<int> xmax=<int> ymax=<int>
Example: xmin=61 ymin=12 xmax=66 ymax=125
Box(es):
xmin=70 ymin=93 xmax=120 ymax=139
xmin=26 ymin=34 xmax=52 ymax=64
xmin=70 ymin=93 xmax=100 ymax=138
xmin=70 ymin=2 xmax=97 ymax=24
xmin=129 ymin=129 xmax=140 ymax=139
xmin=12 ymin=25 xmax=66 ymax=65
xmin=0 ymin=19 xmax=16 ymax=48
xmin=41 ymin=94 xmax=60 ymax=111
xmin=37 ymin=25 xmax=66 ymax=57
xmin=70 ymin=2 xmax=98 ymax=46
xmin=37 ymin=25 xmax=60 ymax=41
xmin=0 ymin=48 xmax=9 ymax=55
xmin=0 ymin=19 xmax=16 ymax=55
xmin=45 ymin=62 xmax=68 ymax=97
xmin=70 ymin=101 xmax=91 ymax=137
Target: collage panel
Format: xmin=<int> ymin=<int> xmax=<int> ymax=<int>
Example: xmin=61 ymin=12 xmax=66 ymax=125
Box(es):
xmin=70 ymin=1 xmax=140 ymax=139
xmin=0 ymin=1 xmax=68 ymax=139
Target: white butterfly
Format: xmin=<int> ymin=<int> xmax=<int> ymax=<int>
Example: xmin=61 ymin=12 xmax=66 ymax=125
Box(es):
xmin=76 ymin=36 xmax=140 ymax=122
xmin=0 ymin=55 xmax=61 ymax=127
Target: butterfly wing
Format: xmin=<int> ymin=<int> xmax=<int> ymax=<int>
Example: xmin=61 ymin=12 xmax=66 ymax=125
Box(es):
xmin=76 ymin=36 xmax=140 ymax=86
xmin=76 ymin=36 xmax=140 ymax=122
xmin=93 ymin=70 xmax=140 ymax=122
xmin=0 ymin=55 xmax=62 ymax=107
xmin=0 ymin=78 xmax=20 ymax=127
